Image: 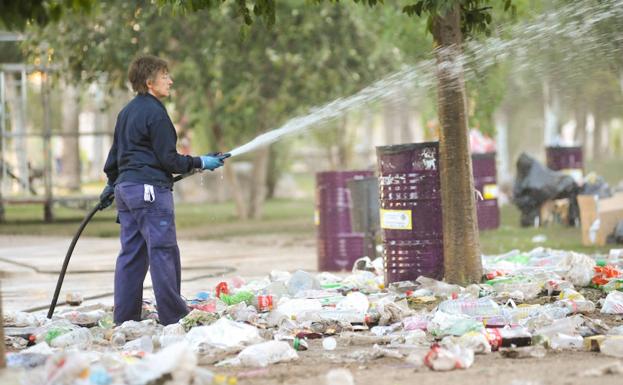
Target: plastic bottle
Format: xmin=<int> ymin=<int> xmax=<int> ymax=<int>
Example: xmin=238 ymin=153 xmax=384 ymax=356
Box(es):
xmin=600 ymin=337 xmax=623 ymax=358
xmin=287 ymin=270 xmax=320 ymax=296
xmin=485 ymin=326 xmax=532 ymax=350
xmin=219 ymin=291 xmax=254 ymax=306
xmin=555 ymin=299 xmax=595 ymax=314
xmin=49 ymin=328 xmax=92 ymax=349
xmin=550 ymin=333 xmax=583 ymax=350
xmin=123 ymin=335 xmax=154 ymax=354
xmin=111 ymin=331 xmax=126 ymax=347
xmin=438 ymin=297 xmax=502 ymax=320
xmin=98 ymin=314 xmax=115 ymax=329
xmin=42 ymin=327 xmax=73 ymax=344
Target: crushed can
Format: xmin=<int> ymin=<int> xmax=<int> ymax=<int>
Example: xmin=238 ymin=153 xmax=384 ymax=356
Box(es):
xmin=255 ymin=295 xmax=274 ymax=312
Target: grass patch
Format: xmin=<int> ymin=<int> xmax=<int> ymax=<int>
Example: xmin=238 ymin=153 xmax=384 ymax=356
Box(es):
xmin=0 ymin=196 xmax=616 ymax=256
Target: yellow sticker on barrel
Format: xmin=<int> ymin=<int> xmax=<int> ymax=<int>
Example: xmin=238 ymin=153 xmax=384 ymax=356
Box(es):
xmin=380 ymin=209 xmax=412 ymax=230
xmin=314 ymin=209 xmax=319 ymax=226
xmin=483 ymin=184 xmax=498 ymax=200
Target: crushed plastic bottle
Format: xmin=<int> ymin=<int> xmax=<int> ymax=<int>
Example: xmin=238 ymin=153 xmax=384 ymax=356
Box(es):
xmin=49 ymin=328 xmax=93 ymax=349
xmin=550 ymin=333 xmax=584 ymax=350
xmin=287 ymin=270 xmax=321 ymax=296
xmin=437 ymin=297 xmax=505 ymax=324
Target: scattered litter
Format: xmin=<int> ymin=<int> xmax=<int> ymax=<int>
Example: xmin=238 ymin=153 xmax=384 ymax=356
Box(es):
xmin=7 ymin=246 xmax=623 ymax=383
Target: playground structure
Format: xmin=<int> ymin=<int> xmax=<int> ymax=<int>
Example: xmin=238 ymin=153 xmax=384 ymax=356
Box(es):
xmin=0 ymin=34 xmax=112 ymax=222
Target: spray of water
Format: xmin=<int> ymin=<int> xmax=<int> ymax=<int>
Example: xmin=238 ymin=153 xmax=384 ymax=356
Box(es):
xmin=227 ymin=0 xmax=623 ymax=157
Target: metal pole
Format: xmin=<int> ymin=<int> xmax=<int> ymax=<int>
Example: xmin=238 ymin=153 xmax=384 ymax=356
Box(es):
xmin=41 ymin=67 xmax=53 ymax=222
xmin=0 ymin=282 xmax=5 ymax=368
xmin=20 ymin=69 xmax=29 ymax=194
xmin=0 ymin=71 xmax=5 ymax=222
xmin=1 ymin=71 xmax=6 ymax=191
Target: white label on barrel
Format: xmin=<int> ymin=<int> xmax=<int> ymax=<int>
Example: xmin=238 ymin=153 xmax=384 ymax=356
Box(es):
xmin=380 ymin=209 xmax=412 ymax=230
xmin=483 ymin=184 xmax=498 ymax=200
xmin=314 ymin=209 xmax=320 ymax=226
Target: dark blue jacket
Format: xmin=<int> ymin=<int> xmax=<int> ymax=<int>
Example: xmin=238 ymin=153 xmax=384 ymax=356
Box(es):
xmin=103 ymin=93 xmax=201 ymax=189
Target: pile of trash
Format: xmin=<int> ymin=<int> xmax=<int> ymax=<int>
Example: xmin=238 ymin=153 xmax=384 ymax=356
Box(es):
xmin=4 ymin=247 xmax=623 ymax=384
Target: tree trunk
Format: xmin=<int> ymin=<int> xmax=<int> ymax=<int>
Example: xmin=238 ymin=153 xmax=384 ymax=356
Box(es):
xmin=383 ymin=99 xmax=399 ymax=145
xmin=542 ymin=79 xmax=560 ymax=146
xmin=266 ymin=145 xmax=278 ymax=199
xmin=593 ymin=110 xmax=602 ymax=161
xmin=399 ymin=88 xmax=412 ymax=143
xmin=212 ymin=122 xmax=249 ymax=220
xmin=249 ymin=145 xmax=270 ymax=219
xmin=574 ymin=100 xmax=587 ymax=147
xmin=432 ymin=4 xmax=482 ymax=285
xmin=494 ymin=107 xmax=511 ymax=185
xmin=60 ymin=83 xmax=81 ymax=191
xmin=336 ymin=115 xmax=350 ymax=169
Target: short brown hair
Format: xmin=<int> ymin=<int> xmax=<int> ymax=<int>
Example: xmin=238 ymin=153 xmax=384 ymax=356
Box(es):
xmin=128 ymin=55 xmax=169 ymax=94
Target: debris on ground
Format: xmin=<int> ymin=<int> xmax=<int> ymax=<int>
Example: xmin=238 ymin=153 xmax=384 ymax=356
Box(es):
xmin=4 ymin=249 xmax=623 ymax=384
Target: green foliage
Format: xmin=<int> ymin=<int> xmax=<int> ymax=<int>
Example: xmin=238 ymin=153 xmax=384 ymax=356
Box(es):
xmin=0 ymin=0 xmax=96 ymax=30
xmin=403 ymin=0 xmax=516 ymax=37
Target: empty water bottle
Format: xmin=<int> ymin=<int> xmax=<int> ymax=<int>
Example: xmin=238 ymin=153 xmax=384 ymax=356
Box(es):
xmin=49 ymin=328 xmax=92 ymax=349
xmin=438 ymin=297 xmax=504 ymax=323
xmin=287 ymin=270 xmax=320 ymax=296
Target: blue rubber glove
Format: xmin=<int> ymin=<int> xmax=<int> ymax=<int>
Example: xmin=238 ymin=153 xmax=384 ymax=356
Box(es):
xmin=200 ymin=154 xmax=225 ymax=171
xmin=99 ymin=184 xmax=115 ymax=210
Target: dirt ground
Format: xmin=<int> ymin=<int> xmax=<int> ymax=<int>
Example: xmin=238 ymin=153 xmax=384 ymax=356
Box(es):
xmin=1 ymin=234 xmax=623 ymax=385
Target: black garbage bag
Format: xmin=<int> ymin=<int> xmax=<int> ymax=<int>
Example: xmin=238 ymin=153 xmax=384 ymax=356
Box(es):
xmin=580 ymin=173 xmax=613 ymax=199
xmin=513 ymin=153 xmax=580 ymax=227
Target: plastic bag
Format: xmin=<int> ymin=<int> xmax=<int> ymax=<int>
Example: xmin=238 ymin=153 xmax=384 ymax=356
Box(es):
xmin=125 ymin=342 xmax=199 ymax=385
xmin=512 ymin=153 xmax=579 ymax=227
xmin=235 ymin=341 xmax=299 ymax=367
xmin=185 ymin=318 xmax=262 ymax=351
xmin=557 ymin=252 xmax=595 ymax=287
xmin=601 ymin=291 xmax=623 ymax=314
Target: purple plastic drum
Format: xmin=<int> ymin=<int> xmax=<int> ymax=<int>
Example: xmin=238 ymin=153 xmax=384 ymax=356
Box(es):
xmin=472 ymin=152 xmax=500 ymax=230
xmin=376 ymin=142 xmax=444 ymax=283
xmin=545 ymin=146 xmax=583 ymax=183
xmin=316 ymin=171 xmax=374 ymax=271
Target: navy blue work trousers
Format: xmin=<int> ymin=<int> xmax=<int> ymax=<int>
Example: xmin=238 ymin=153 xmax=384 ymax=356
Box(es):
xmin=113 ymin=182 xmax=189 ymax=325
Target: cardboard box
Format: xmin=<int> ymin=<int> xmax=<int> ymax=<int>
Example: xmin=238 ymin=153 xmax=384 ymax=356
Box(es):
xmin=577 ymin=192 xmax=623 ymax=246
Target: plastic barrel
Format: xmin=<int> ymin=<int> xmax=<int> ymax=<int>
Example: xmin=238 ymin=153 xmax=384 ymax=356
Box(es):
xmin=347 ymin=177 xmax=380 ymax=260
xmin=472 ymin=152 xmax=500 ymax=230
xmin=545 ymin=146 xmax=583 ymax=183
xmin=376 ymin=142 xmax=444 ymax=283
xmin=316 ymin=171 xmax=373 ymax=271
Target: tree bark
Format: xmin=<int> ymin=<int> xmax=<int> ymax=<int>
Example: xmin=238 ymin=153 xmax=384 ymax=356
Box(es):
xmin=60 ymin=82 xmax=81 ymax=191
xmin=432 ymin=4 xmax=482 ymax=285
